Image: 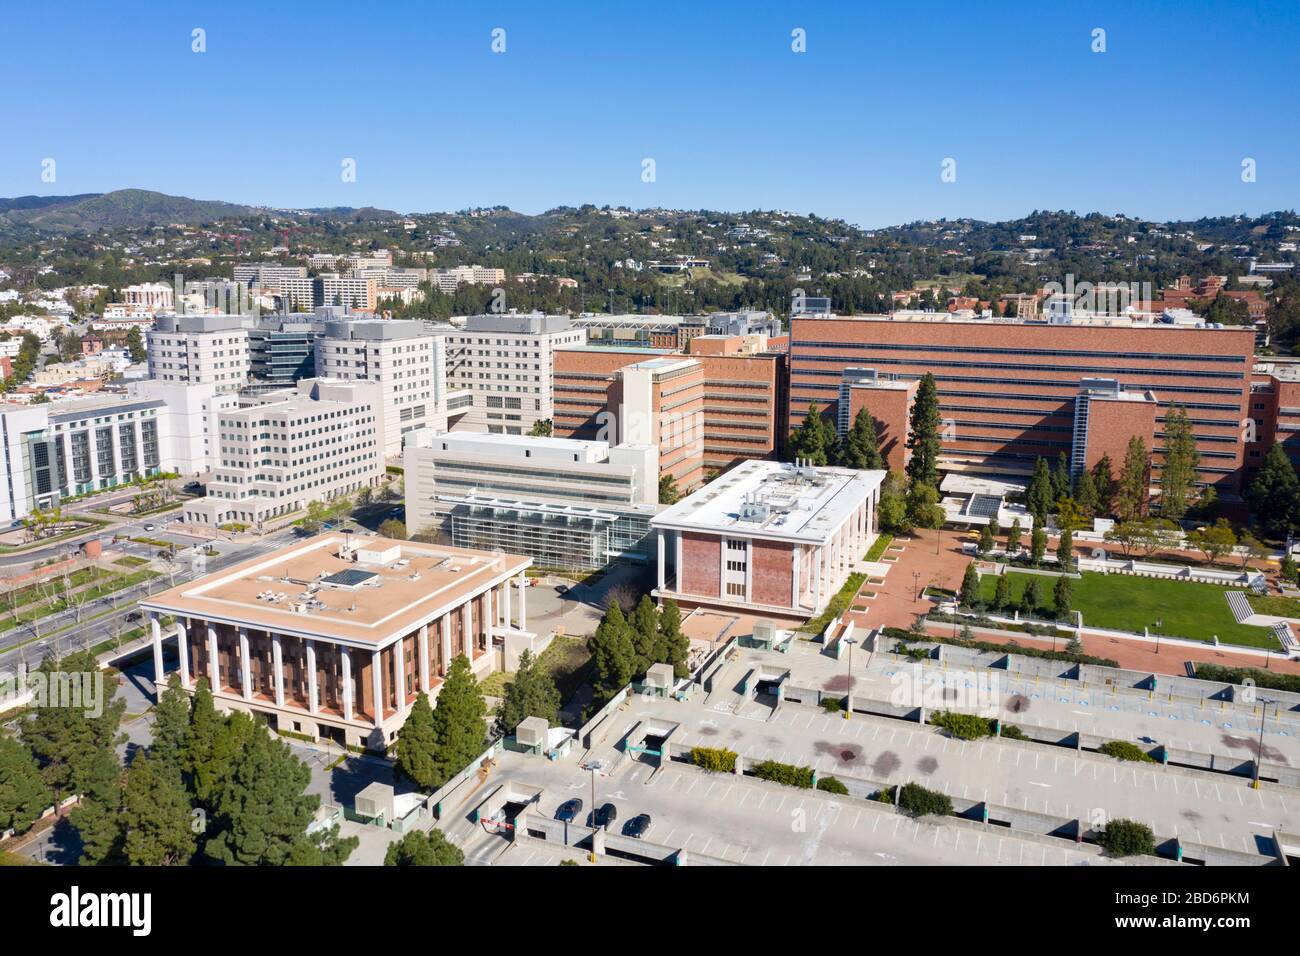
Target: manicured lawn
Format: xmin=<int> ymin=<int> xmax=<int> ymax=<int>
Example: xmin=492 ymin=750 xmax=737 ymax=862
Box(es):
xmin=977 ymin=571 xmax=1277 ymax=649
xmin=1246 ymin=593 xmax=1300 ymax=619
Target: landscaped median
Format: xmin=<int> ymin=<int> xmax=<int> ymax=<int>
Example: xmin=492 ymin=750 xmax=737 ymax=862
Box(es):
xmin=799 ymin=572 xmax=866 ymax=635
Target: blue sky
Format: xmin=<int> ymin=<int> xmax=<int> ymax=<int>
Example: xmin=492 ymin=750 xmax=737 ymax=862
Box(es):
xmin=3 ymin=0 xmax=1297 ymax=227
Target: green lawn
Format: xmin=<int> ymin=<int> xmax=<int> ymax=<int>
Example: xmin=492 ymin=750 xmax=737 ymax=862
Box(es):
xmin=977 ymin=571 xmax=1277 ymax=649
xmin=1246 ymin=593 xmax=1300 ymax=619
xmin=864 ymin=533 xmax=894 ymax=563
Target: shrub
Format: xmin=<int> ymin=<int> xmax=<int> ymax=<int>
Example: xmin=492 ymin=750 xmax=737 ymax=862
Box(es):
xmin=751 ymin=760 xmax=815 ymax=789
xmin=1194 ymin=663 xmax=1300 ymax=695
xmin=1098 ymin=740 xmax=1156 ymax=763
xmin=883 ymin=626 xmax=1118 ymax=668
xmin=816 ymin=776 xmax=849 ymax=795
xmin=1098 ymin=818 xmax=1156 ymax=857
xmin=820 ymin=697 xmax=843 ymax=713
xmin=930 ymin=711 xmax=994 ymax=740
xmin=875 ymin=786 xmax=895 ymax=804
xmin=999 ymin=724 xmax=1028 ymax=740
xmin=897 ymin=782 xmax=953 ymax=818
xmin=689 ymin=746 xmax=737 ymax=773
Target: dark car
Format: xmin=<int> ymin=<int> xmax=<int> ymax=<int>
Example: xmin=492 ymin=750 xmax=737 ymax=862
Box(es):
xmin=554 ymin=583 xmax=569 ymax=595
xmin=125 ymin=610 xmax=143 ymax=623
xmin=588 ymin=802 xmax=617 ymax=830
xmin=622 ymin=813 xmax=652 ymax=839
xmin=555 ymin=798 xmax=583 ymax=822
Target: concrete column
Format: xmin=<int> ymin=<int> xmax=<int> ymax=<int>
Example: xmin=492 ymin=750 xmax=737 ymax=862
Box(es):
xmin=176 ymin=619 xmax=190 ymax=687
xmin=272 ymin=634 xmax=285 ymax=707
xmin=394 ymin=638 xmax=407 ymax=706
xmin=306 ymin=639 xmax=319 ymax=714
xmin=461 ymin=603 xmax=471 ymax=656
xmin=371 ymin=648 xmax=384 ymax=725
xmin=341 ymin=647 xmax=354 ymax=721
xmin=675 ymin=531 xmax=683 ymax=590
xmin=483 ymin=591 xmax=494 ymax=646
xmin=418 ymin=624 xmax=430 ymax=693
xmin=207 ymin=624 xmax=220 ymax=691
xmin=150 ymin=613 xmax=164 ymax=701
xmin=239 ymin=627 xmax=252 ymax=701
xmin=657 ymin=531 xmax=665 ymax=589
xmin=441 ymin=614 xmax=452 ymax=672
xmin=503 ymin=580 xmax=512 ymax=629
xmin=517 ymin=572 xmax=527 ymax=632
xmin=812 ymin=547 xmax=822 ymax=607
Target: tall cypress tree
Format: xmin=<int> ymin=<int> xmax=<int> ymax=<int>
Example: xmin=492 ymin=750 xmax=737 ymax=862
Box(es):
xmin=121 ymin=754 xmax=195 ymax=866
xmin=494 ymin=650 xmax=560 ymax=738
xmin=790 ymin=403 xmax=829 ymax=465
xmin=395 ymin=692 xmax=439 ymax=790
xmin=0 ymin=735 xmax=50 ymax=835
xmin=426 ymin=655 xmax=487 ymax=789
xmin=151 ymin=674 xmax=191 ymax=777
xmin=841 ymin=408 xmax=884 ymax=470
xmin=1159 ymin=405 xmax=1199 ymax=520
xmin=1025 ymin=457 xmax=1054 ymax=524
xmin=1091 ymin=455 xmax=1118 ymax=517
xmin=905 ymin=373 xmax=941 ymax=488
xmin=587 ymin=602 xmax=636 ymax=700
xmin=1052 ymin=452 xmax=1072 ymax=502
xmin=659 ymin=600 xmax=690 ymax=678
xmin=1248 ymin=441 xmax=1300 ymax=538
xmin=1116 ymin=436 xmax=1151 ymax=522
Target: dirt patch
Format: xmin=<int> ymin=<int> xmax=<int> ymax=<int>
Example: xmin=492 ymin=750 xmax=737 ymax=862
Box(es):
xmin=813 ymin=741 xmax=862 ymax=764
xmin=822 ymin=675 xmax=857 ymax=693
xmin=1006 ymin=693 xmax=1030 ymax=714
xmin=1220 ymin=734 xmax=1288 ymax=764
xmin=915 ymin=755 xmax=939 ymax=775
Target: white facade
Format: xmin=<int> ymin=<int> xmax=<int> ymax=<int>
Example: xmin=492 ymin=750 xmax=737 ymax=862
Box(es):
xmin=127 ymin=379 xmax=238 ymax=476
xmin=147 ymin=314 xmax=252 ymax=393
xmin=434 ymin=312 xmax=586 ymax=434
xmin=182 ymin=378 xmax=384 ymax=528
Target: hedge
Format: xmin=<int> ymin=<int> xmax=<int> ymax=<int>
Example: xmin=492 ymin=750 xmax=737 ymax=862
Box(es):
xmin=1098 ymin=740 xmax=1156 ymax=763
xmin=820 ymin=697 xmax=843 ymax=713
xmin=883 ymin=626 xmax=1119 ymax=668
xmin=896 ymin=782 xmax=953 ymax=818
xmin=1194 ymin=663 xmax=1300 ymax=695
xmin=689 ymin=747 xmax=737 ymax=773
xmin=1098 ymin=818 xmax=1156 ymax=857
xmin=929 ymin=711 xmax=995 ymax=740
xmin=816 ymin=776 xmax=849 ymax=795
xmin=751 ymin=760 xmax=815 ymax=789
xmin=999 ymin=724 xmax=1028 ymax=740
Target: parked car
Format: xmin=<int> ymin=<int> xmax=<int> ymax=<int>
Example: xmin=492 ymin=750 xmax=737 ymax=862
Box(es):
xmin=143 ymin=523 xmax=155 ymax=532
xmin=588 ymin=802 xmax=618 ymax=831
xmin=555 ymin=798 xmax=583 ymax=823
xmin=622 ymin=813 xmax=652 ymax=839
xmin=125 ymin=610 xmax=143 ymax=623
xmin=555 ymin=584 xmax=569 ymax=595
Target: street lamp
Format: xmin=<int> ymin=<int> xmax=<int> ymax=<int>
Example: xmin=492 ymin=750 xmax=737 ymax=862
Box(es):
xmin=912 ymin=570 xmax=922 ymax=602
xmin=581 ymin=759 xmax=607 ymax=862
xmin=1152 ymin=618 xmax=1162 ymax=656
xmin=1252 ymin=696 xmax=1276 ymax=790
xmin=842 ymin=635 xmax=858 ymax=719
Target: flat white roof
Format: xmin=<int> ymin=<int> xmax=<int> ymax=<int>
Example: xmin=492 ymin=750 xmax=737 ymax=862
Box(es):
xmin=652 ymin=460 xmax=884 ymax=544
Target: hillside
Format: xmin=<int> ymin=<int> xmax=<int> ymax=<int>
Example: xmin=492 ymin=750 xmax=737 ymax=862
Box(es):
xmin=0 ymin=189 xmax=261 ymax=232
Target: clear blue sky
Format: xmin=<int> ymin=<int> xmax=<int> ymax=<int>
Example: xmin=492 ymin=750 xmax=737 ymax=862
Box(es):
xmin=4 ymin=0 xmax=1297 ymax=228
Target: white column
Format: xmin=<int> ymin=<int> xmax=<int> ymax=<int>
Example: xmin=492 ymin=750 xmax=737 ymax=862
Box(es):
xmin=503 ymin=580 xmax=512 ymax=629
xmin=675 ymin=532 xmax=683 ymax=591
xmin=238 ymin=627 xmax=252 ymax=701
xmin=341 ymin=647 xmax=354 ymax=721
xmin=207 ymin=624 xmax=220 ymax=691
xmin=109 ymin=423 xmax=123 ymax=484
xmin=176 ymin=619 xmax=190 ymax=687
xmin=272 ymin=634 xmax=285 ymax=708
xmin=306 ymin=639 xmax=319 ymax=714
xmin=461 ymin=603 xmax=472 ymax=656
xmin=150 ymin=612 xmax=165 ymax=701
xmin=394 ymin=638 xmax=407 ymax=706
xmin=791 ymin=547 xmax=801 ymax=609
xmin=371 ymin=648 xmax=384 ymax=725
xmin=483 ymin=592 xmax=493 ymax=647
xmin=657 ymin=531 xmax=665 ymax=590
xmin=516 ymin=572 xmax=527 ymax=632
xmin=441 ymin=614 xmax=452 ymax=672
xmin=418 ymin=625 xmax=430 ymax=693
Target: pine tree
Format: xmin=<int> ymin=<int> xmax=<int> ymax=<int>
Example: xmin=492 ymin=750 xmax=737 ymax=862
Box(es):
xmin=205 ymin=714 xmax=328 ymax=866
xmin=1030 ymin=526 xmax=1047 ymax=565
xmin=659 ymin=600 xmax=690 ymax=678
xmin=493 ymin=650 xmax=560 ymax=738
xmin=905 ymin=373 xmax=941 ymax=488
xmin=0 ymin=734 xmax=50 ymax=835
xmin=1091 ymin=455 xmax=1118 ymax=516
xmin=1053 ymin=575 xmax=1074 ymax=620
xmin=629 ymin=595 xmax=662 ymax=676
xmin=841 ymin=408 xmax=884 ymax=470
xmin=790 ymin=403 xmax=829 ymax=465
xmin=1006 ymin=518 xmax=1023 ymax=554
xmin=1248 ymin=442 xmax=1300 ymax=538
xmin=1023 ymin=576 xmax=1044 ymax=616
xmin=1052 ymin=452 xmax=1072 ymax=502
xmin=993 ymin=574 xmax=1012 ymax=610
xmin=151 ymin=674 xmax=191 ymax=776
xmin=1057 ymin=527 xmax=1074 ymax=571
xmin=1075 ymin=470 xmax=1099 ymax=517
xmin=958 ymin=564 xmax=981 ymax=607
xmin=395 ymin=692 xmax=439 ymax=790
xmin=425 ymin=656 xmax=487 ymax=789
xmin=1159 ymin=405 xmax=1200 ymax=520
xmin=384 ymin=828 xmax=464 ymax=866
xmin=977 ymin=523 xmax=994 ymax=555
xmin=69 ymin=748 xmax=125 ymax=865
xmin=1025 ymin=457 xmax=1054 ymax=524
xmin=121 ymin=755 xmax=195 ymax=866
xmin=587 ymin=602 xmax=636 ymax=700
xmin=1116 ymin=437 xmax=1151 ymax=522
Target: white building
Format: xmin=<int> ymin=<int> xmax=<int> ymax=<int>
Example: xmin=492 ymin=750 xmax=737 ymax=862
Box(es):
xmin=122 ymin=282 xmax=175 ymax=311
xmin=182 ymin=378 xmax=384 ymax=529
xmin=434 ymin=312 xmax=586 ymax=434
xmin=314 ymin=318 xmax=468 ymax=457
xmin=147 ymin=314 xmax=252 ymax=393
xmin=404 ymin=430 xmax=658 ymax=570
xmin=127 ymin=379 xmax=239 ymax=476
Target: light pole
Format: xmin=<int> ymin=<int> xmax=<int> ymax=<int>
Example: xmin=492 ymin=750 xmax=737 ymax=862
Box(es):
xmin=842 ymin=635 xmax=857 ymax=719
xmin=581 ymin=759 xmax=607 ymax=862
xmin=1252 ymin=697 xmax=1276 ymax=790
xmin=912 ymin=570 xmax=922 ymax=602
xmin=1152 ymin=618 xmax=1162 ymax=656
